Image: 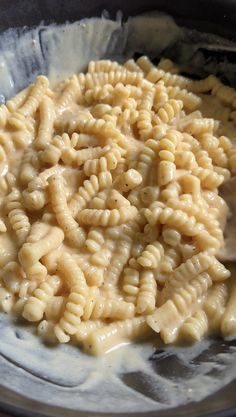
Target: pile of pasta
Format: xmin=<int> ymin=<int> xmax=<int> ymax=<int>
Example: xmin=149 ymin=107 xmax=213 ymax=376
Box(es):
xmin=0 ymin=56 xmax=236 ymax=355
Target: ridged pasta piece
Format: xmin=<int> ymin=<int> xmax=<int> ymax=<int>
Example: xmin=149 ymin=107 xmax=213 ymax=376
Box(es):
xmin=134 ymin=139 xmax=158 ymax=184
xmin=58 ymin=252 xmax=88 ymax=293
xmin=6 ymin=85 xmax=31 ymax=112
xmin=106 ymin=190 xmax=130 ymax=210
xmin=207 ymin=258 xmax=230 ymax=281
xmin=221 ymin=284 xmax=236 ymax=340
xmin=198 ymin=133 xmax=228 ymax=168
xmin=180 ymin=310 xmax=208 ymax=342
xmin=179 ymin=243 xmax=199 ymax=262
xmin=88 ymin=59 xmax=124 ymax=73
xmin=84 ymin=84 xmax=114 ymax=105
xmin=85 ymin=228 xmax=105 ymax=253
xmin=7 ymin=111 xmax=34 ymax=132
xmin=5 ymin=189 xmax=30 ymax=246
xmin=214 ymin=166 xmax=231 ymax=181
xmin=191 ymin=167 xmax=224 ymax=189
xmin=17 ymin=75 xmax=49 ymax=118
xmin=84 ymin=316 xmax=152 ymax=355
xmin=0 ymin=131 xmax=14 ymax=158
xmin=175 ymin=150 xmax=197 ymax=170
xmin=1 ymin=264 xmax=36 ymax=300
xmin=123 ymin=267 xmax=140 ymax=303
xmin=124 ymin=59 xmax=143 ymax=73
xmin=136 ymin=56 xmax=154 ymax=73
xmin=156 ymin=206 xmax=204 ymax=236
xmin=157 ymin=58 xmax=179 ymax=74
xmin=137 ymin=86 xmax=155 ymax=139
xmin=55 ymin=75 xmax=81 ymax=115
xmin=41 ymin=247 xmax=61 ymax=274
xmin=136 ymin=270 xmax=157 ymax=314
xmin=163 ymin=252 xmax=212 ymax=300
xmin=139 ymin=186 xmax=160 ymax=206
xmin=147 ymin=272 xmax=212 ymax=343
xmin=72 ymin=133 xmax=99 ymax=149
xmin=77 ymin=206 xmax=137 ymax=227
xmin=89 ymin=191 xmax=108 ymax=209
xmin=62 ymin=145 xmax=104 ymax=166
xmin=75 ymin=320 xmax=104 ymax=343
xmin=218 ymin=135 xmax=232 ymax=152
xmin=19 ymin=226 xmax=64 ymax=280
xmin=158 ymin=129 xmax=182 ymax=161
xmin=146 ymin=67 xmax=190 ymax=88
xmin=67 ymin=117 xmax=122 ymax=142
xmin=49 ymin=175 xmax=85 ymax=248
xmin=82 ymin=287 xmax=134 ymax=320
xmin=54 ymin=285 xmax=86 ymax=343
xmin=75 ymin=255 xmax=104 ymax=286
xmin=195 ymin=230 xmax=221 ymax=254
xmin=137 ymin=241 xmax=164 ymax=269
xmin=104 ymin=237 xmax=132 ymax=287
xmin=166 ymin=86 xmax=201 ymax=111
xmin=91 ymin=103 xmax=114 ymax=118
xmin=27 ymin=165 xmax=66 ymax=191
xmin=157 ymin=161 xmax=176 ymax=185
xmin=89 ymin=247 xmax=113 ymax=268
xmin=153 ymin=82 xmax=168 ymax=111
xmin=85 ymin=71 xmax=143 ymax=89
xmin=204 ymin=283 xmax=228 ymax=330
xmin=114 ymin=169 xmax=142 ymax=193
xmin=40 ymin=133 xmax=72 ymax=165
xmin=22 ymin=220 xmax=48 ymax=244
xmin=69 ymin=171 xmax=112 ymax=218
xmin=160 ymin=247 xmax=181 ymax=274
xmin=34 ymin=96 xmax=55 ymax=149
xmin=20 ymin=147 xmax=39 ymax=186
xmin=167 ymin=198 xmax=222 ymax=240
xmin=180 ymin=175 xmax=201 ymax=202
xmin=12 ymin=297 xmax=28 ymax=316
xmin=162 ymin=227 xmax=181 ymax=247
xmin=160 ymin=181 xmax=181 ymax=203
xmin=155 ymin=99 xmax=183 ymax=124
xmin=184 ymin=118 xmax=217 ymax=136
xmin=144 ymin=201 xmax=164 ymax=226
xmin=22 ymin=189 xmax=48 ymax=211
xmin=195 ymin=150 xmax=213 ymax=170
xmin=0 ymin=104 xmax=9 ymax=128
xmin=83 ymin=144 xmax=124 ymax=175
xmin=23 ymin=275 xmax=61 ymax=321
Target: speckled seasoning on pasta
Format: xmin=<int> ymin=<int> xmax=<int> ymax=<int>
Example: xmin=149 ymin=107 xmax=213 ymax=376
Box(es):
xmin=0 ymin=57 xmax=235 ymax=355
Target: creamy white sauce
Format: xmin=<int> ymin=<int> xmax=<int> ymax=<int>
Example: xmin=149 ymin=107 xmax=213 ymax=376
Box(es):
xmin=0 ymin=13 xmax=182 ymax=100
xmin=0 ymin=314 xmax=236 ymax=412
xmin=0 ymin=12 xmax=236 ymax=414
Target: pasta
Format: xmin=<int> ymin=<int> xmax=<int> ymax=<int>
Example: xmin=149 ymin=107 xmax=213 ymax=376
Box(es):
xmin=180 ymin=310 xmax=208 ymax=342
xmin=5 ymin=189 xmax=31 ymax=246
xmin=69 ymin=171 xmax=112 ymax=218
xmin=0 ymin=57 xmax=235 ymax=355
xmin=136 ymin=270 xmax=157 ymax=314
xmin=49 ymin=174 xmax=86 ymax=247
xmin=23 ymin=275 xmax=62 ymax=322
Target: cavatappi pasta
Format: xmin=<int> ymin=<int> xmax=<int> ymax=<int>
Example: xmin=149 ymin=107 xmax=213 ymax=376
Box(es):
xmin=0 ymin=57 xmax=236 ymax=355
